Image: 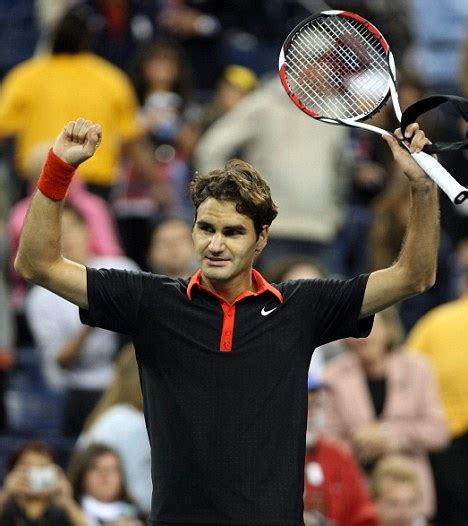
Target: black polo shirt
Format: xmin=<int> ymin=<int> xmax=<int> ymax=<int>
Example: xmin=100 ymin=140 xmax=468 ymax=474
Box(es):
xmin=80 ymin=268 xmax=373 ymax=526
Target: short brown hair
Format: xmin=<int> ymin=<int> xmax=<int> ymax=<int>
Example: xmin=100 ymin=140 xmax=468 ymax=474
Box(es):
xmin=190 ymin=159 xmax=278 ymax=236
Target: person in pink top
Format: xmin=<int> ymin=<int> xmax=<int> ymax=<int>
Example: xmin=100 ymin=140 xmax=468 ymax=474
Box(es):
xmin=8 ymin=170 xmax=122 ymax=311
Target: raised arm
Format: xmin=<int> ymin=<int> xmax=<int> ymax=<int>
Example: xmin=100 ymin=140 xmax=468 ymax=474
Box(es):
xmin=14 ymin=119 xmax=102 ymax=309
xmin=360 ymin=124 xmax=439 ymax=318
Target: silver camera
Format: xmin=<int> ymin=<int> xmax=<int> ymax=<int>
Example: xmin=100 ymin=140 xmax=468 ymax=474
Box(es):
xmin=28 ymin=466 xmax=57 ymax=491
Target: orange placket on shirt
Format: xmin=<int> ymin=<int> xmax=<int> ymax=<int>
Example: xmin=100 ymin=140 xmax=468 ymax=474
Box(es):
xmin=220 ymin=302 xmax=236 ymax=352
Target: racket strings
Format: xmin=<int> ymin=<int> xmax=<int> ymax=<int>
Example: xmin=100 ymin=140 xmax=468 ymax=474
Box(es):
xmin=296 ymin=20 xmax=386 ymax=112
xmin=285 ymin=16 xmax=390 ymax=120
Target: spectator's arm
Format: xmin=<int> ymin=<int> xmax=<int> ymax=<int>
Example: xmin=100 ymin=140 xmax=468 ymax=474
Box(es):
xmin=52 ymin=468 xmax=90 ymax=526
xmin=382 ymin=356 xmax=450 ymax=453
xmin=25 ymin=289 xmax=80 ymax=386
xmin=0 ymin=467 xmax=30 ymax=513
xmin=158 ymin=7 xmax=221 ymax=38
xmin=56 ymin=325 xmax=94 ymax=369
xmin=322 ymin=384 xmax=351 ymax=444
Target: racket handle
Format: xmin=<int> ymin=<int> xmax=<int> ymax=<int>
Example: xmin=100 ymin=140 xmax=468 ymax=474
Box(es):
xmin=411 ymin=151 xmax=468 ymax=204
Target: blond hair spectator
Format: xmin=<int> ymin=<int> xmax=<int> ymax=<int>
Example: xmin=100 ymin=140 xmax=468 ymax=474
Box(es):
xmin=372 ymin=455 xmax=427 ymax=526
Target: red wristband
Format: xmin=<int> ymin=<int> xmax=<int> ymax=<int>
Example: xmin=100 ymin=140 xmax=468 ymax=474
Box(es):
xmin=37 ymin=149 xmax=76 ymax=200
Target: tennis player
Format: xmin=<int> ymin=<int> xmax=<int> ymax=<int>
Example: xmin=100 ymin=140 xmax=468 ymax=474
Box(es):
xmin=15 ymin=118 xmax=438 ymax=526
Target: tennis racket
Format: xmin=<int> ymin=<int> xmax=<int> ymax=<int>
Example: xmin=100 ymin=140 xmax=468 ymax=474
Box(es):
xmin=278 ymin=10 xmax=468 ymax=204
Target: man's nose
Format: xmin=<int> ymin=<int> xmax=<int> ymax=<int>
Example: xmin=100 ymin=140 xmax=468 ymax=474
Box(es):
xmin=208 ymin=233 xmax=225 ymax=252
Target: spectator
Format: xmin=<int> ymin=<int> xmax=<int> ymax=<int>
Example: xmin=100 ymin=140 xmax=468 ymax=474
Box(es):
xmin=0 ymin=440 xmax=88 ymax=525
xmin=200 ymin=64 xmax=258 ymax=132
xmin=132 ymin=39 xmax=200 ymax=161
xmin=67 ymin=443 xmax=145 ymax=525
xmin=78 ymin=344 xmax=151 ymax=515
xmin=79 ymin=0 xmax=159 ymax=73
xmin=0 ymin=5 xmax=168 ymax=202
xmin=370 ymin=173 xmax=457 ymax=332
xmin=156 ymin=2 xmax=234 ymax=95
xmin=34 ymin=0 xmax=76 ymax=53
xmin=303 ymin=375 xmax=379 ymax=526
xmin=113 ymin=39 xmax=200 ymax=266
xmin=146 ymin=216 xmax=195 ymax=277
xmin=406 ymin=238 xmax=468 ymax=525
xmin=24 ymin=203 xmax=138 ymax=437
xmin=371 ymin=455 xmax=428 ymax=526
xmin=194 ymin=75 xmax=349 ymax=275
xmin=323 ymin=308 xmax=449 ymax=518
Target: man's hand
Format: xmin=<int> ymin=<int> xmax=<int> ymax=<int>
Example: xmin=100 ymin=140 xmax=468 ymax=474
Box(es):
xmin=382 ymin=123 xmax=433 ymax=185
xmin=53 ymin=118 xmax=102 ymax=167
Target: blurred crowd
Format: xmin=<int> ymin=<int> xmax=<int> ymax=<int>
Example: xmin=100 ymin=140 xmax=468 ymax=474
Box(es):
xmin=0 ymin=1 xmax=467 ymax=525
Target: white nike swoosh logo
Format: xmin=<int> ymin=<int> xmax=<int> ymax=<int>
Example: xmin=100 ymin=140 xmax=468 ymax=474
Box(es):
xmin=261 ymin=306 xmax=278 ymax=316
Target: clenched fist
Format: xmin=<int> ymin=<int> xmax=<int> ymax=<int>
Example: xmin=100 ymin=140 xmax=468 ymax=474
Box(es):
xmin=53 ymin=118 xmax=102 ymax=167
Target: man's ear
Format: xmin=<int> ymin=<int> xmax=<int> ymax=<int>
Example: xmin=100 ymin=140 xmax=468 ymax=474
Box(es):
xmin=255 ymin=225 xmax=269 ymax=253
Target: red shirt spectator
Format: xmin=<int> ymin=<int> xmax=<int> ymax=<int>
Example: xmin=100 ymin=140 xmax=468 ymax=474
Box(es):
xmin=304 ymin=436 xmax=379 ymax=526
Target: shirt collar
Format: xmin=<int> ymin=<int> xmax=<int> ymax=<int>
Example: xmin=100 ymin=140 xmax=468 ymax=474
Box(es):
xmin=187 ymin=268 xmax=284 ymax=304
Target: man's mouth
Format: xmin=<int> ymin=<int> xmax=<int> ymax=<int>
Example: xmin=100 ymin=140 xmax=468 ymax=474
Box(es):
xmin=205 ymin=257 xmax=229 ymax=266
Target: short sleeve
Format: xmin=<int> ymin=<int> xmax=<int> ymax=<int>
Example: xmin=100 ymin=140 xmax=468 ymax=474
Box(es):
xmin=79 ymin=267 xmax=144 ymax=335
xmin=313 ymin=274 xmax=374 ymax=346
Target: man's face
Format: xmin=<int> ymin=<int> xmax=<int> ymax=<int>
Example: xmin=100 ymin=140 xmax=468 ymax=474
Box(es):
xmin=377 ymin=479 xmax=421 ymax=526
xmin=192 ymin=198 xmax=268 ymax=291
